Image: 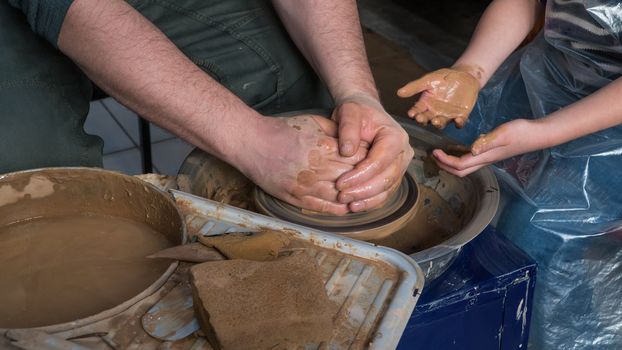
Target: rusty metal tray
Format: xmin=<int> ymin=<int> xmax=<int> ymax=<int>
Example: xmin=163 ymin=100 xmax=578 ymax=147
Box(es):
xmin=172 ymin=190 xmax=424 ymax=350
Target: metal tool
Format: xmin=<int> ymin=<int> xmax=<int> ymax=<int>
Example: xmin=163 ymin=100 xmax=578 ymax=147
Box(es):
xmin=147 ymin=242 xmax=225 ymax=263
xmin=141 ymin=282 xmax=199 ymax=341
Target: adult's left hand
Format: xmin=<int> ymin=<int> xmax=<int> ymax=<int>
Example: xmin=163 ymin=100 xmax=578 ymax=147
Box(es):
xmin=332 ymin=93 xmax=414 ymax=212
xmin=432 ymin=118 xmax=545 ymax=177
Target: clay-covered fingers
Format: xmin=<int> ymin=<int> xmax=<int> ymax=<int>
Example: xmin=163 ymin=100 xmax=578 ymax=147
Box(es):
xmin=337 ymin=161 xmax=403 ymax=211
xmin=297 ymin=195 xmax=350 ymax=216
xmin=431 ymin=149 xmax=497 ymax=177
xmin=408 ymin=104 xmax=433 ymax=124
xmin=430 ymin=115 xmax=452 ymax=129
xmin=349 ymin=189 xmax=396 ymax=213
xmin=408 ymin=98 xmax=454 ymax=129
xmin=310 ymin=115 xmax=339 ymax=138
xmin=398 ymin=66 xmax=481 ymax=129
xmin=432 ymin=149 xmax=477 ymax=170
xmin=250 ymin=115 xmax=368 ymax=215
xmin=331 ymin=105 xmax=364 ymax=157
xmin=407 ymin=104 xmax=423 ymax=119
xmin=434 ymin=158 xmax=485 ymax=178
xmin=470 ymin=130 xmax=504 ymax=156
xmin=337 ymin=132 xmax=407 ymax=190
xmin=453 ymin=117 xmax=466 ymax=129
xmin=304 ymin=160 xmax=358 ymax=184
xmin=314 ymin=136 xmax=369 ymax=166
xmin=337 ymin=137 xmax=413 ymax=211
xmin=422 ymin=99 xmax=470 ymax=129
xmin=397 ymin=75 xmax=433 ymax=98
xmin=290 ymin=180 xmax=340 ymax=202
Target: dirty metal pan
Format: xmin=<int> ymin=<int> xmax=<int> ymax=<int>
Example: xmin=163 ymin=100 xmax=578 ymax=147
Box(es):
xmin=173 ymin=191 xmax=424 ymax=350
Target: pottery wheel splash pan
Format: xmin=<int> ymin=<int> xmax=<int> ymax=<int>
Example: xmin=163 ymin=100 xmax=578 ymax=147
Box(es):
xmin=0 ymin=168 xmax=186 ymax=331
xmin=254 ymin=172 xmax=418 ymax=241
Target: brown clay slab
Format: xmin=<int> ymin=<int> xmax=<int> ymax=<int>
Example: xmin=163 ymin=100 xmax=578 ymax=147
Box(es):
xmin=190 ymin=253 xmax=335 ymax=350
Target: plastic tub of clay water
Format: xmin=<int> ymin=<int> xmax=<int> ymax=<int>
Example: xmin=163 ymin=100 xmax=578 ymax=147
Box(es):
xmin=0 ymin=168 xmax=186 ymax=332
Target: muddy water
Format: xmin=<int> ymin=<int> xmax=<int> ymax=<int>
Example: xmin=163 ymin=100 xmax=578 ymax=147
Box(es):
xmin=0 ymin=214 xmax=172 ymax=328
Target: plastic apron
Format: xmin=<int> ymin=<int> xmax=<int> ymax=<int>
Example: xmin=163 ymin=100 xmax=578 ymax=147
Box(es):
xmin=443 ymin=1 xmax=622 ymax=349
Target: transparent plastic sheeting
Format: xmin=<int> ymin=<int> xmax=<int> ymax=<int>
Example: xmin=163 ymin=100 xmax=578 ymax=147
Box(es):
xmin=442 ymin=1 xmax=622 ymax=349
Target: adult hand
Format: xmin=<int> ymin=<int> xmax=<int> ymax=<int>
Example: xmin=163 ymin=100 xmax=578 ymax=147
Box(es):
xmin=331 ymin=93 xmax=414 ymax=212
xmin=397 ymin=65 xmax=482 ymax=129
xmin=237 ymin=115 xmax=368 ymax=215
xmin=432 ymin=118 xmax=545 ymax=177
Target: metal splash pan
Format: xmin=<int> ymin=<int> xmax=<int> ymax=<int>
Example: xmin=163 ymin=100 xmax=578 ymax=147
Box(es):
xmin=172 ymin=190 xmax=424 ymax=350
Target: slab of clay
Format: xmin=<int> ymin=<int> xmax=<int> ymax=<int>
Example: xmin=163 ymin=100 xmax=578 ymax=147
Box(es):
xmin=190 ymin=253 xmax=334 ymax=349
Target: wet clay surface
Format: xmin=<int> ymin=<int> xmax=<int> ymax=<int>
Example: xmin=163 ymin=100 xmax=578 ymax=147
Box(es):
xmin=177 ymin=155 xmax=255 ymax=211
xmin=0 ymin=213 xmax=172 ymax=328
xmin=398 ymin=65 xmax=482 ymax=129
xmin=198 ymin=230 xmax=290 ymax=261
xmin=191 ymin=253 xmax=335 ymax=350
xmin=370 ymin=185 xmax=462 ymax=254
xmin=471 ymin=131 xmax=499 ymax=156
xmin=0 ymin=174 xmax=55 ymax=207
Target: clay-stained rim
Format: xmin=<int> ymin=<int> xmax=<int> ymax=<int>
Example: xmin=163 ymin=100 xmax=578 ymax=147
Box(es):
xmin=397 ymin=120 xmax=501 ymax=264
xmin=255 ymin=111 xmax=500 ymax=265
xmin=409 ymin=166 xmax=499 ymax=262
xmin=253 ymin=172 xmax=420 ymax=241
xmin=0 ymin=167 xmax=187 ymax=333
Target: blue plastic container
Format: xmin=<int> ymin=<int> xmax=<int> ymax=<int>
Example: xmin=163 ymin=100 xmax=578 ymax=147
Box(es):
xmin=398 ymin=227 xmax=537 ymax=349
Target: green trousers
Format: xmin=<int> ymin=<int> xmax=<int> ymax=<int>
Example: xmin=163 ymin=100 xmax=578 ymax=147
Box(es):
xmin=0 ymin=0 xmax=332 ymax=174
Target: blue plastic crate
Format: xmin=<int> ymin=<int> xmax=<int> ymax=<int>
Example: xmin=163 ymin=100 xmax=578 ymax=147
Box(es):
xmin=398 ymin=227 xmax=537 ymax=349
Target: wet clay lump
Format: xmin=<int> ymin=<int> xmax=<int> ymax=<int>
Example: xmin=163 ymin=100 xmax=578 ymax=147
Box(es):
xmin=191 ymin=253 xmax=334 ymax=350
xmin=198 ymin=230 xmax=290 ymax=261
xmin=0 ymin=213 xmax=172 ymax=328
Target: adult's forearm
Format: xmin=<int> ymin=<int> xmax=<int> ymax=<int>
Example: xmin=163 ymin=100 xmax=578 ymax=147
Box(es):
xmin=536 ymin=78 xmax=622 ymax=149
xmin=57 ymin=0 xmax=262 ymax=168
xmin=271 ymin=0 xmax=378 ymax=102
xmin=455 ymin=0 xmax=542 ymax=86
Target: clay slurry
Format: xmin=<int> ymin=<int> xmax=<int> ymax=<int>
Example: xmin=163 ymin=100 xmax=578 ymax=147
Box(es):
xmin=0 ymin=213 xmax=172 ymax=328
xmin=370 ymin=185 xmax=462 ymax=253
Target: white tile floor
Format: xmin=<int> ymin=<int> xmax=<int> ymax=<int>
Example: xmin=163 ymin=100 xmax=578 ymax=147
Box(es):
xmin=85 ymin=98 xmax=194 ymax=176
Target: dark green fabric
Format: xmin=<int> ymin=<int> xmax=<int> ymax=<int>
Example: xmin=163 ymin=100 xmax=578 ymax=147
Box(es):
xmin=0 ymin=1 xmax=102 ymax=174
xmin=8 ymin=0 xmax=74 ymax=47
xmin=1 ymin=0 xmax=332 ymax=174
xmin=126 ymin=0 xmax=333 ymax=114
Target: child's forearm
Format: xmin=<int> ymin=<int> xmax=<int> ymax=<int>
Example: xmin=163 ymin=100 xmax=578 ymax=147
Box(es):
xmin=454 ymin=0 xmax=543 ymax=87
xmin=537 ymin=78 xmax=622 ymax=149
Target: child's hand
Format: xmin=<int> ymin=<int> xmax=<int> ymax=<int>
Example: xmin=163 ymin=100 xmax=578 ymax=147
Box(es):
xmin=431 ymin=118 xmax=544 ymax=177
xmin=397 ymin=66 xmax=482 ymax=129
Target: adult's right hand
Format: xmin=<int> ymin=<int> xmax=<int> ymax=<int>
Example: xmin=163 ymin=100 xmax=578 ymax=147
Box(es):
xmin=234 ymin=115 xmax=368 ymax=215
xmin=397 ymin=65 xmax=482 ymax=129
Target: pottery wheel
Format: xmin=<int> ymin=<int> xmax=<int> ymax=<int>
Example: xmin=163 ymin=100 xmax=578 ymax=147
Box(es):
xmin=254 ymin=172 xmax=418 ymax=241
